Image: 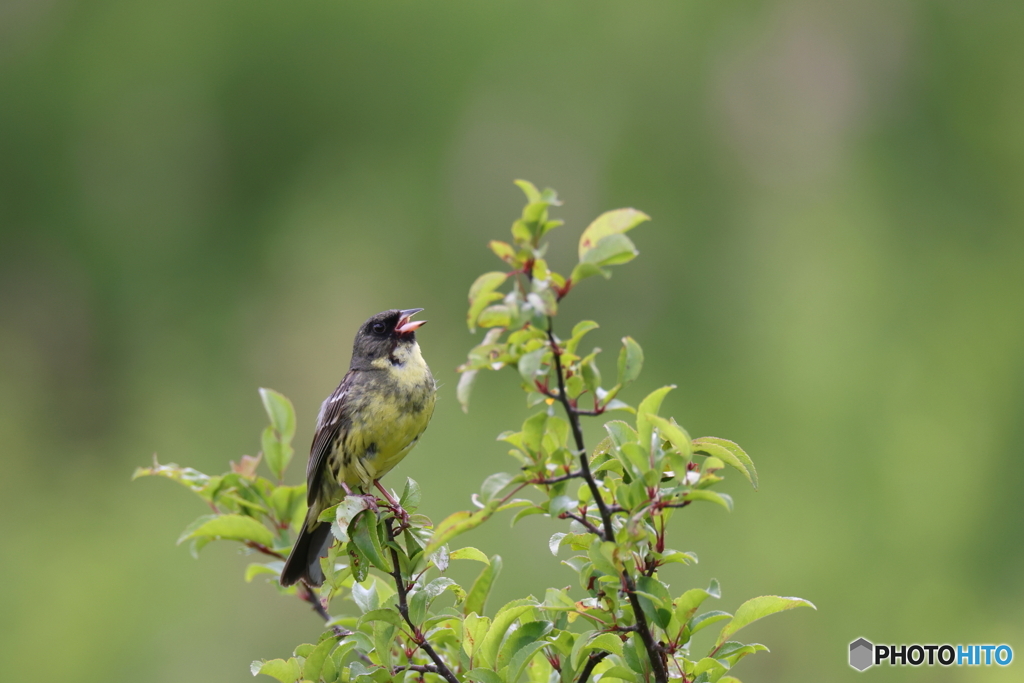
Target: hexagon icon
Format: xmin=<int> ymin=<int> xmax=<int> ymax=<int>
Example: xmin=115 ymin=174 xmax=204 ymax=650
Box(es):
xmin=849 ymin=638 xmax=874 ymax=671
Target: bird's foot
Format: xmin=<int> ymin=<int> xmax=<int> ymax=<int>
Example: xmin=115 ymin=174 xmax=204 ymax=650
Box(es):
xmin=373 ymin=480 xmax=410 ymax=530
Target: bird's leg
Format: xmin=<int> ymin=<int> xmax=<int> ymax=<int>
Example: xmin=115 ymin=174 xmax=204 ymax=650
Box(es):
xmin=374 ymin=480 xmax=410 ymax=530
xmin=342 ymin=482 xmax=378 ymax=513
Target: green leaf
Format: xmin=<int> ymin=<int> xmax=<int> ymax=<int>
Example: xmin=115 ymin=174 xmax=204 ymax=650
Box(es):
xmin=457 ymin=369 xmax=479 ymax=413
xmin=358 ymin=608 xmax=405 ymax=630
xmin=673 ymin=580 xmax=721 ymax=627
xmin=400 ymin=477 xmax=422 ymax=512
xmin=617 ymin=336 xmax=644 ymax=386
xmin=350 ymin=511 xmax=392 ymax=573
xmin=450 ymin=547 xmax=491 ymax=564
xmin=269 ymin=485 xmax=305 ymax=529
xmin=683 ymin=490 xmax=734 ymax=512
xmin=646 ymin=415 xmax=693 ymax=461
xmin=489 ymin=240 xmax=516 ymax=263
xmin=514 ymin=179 xmax=542 ymax=203
xmin=714 ymin=596 xmax=816 ymax=648
xmin=245 ymin=561 xmax=284 ymax=582
xmin=496 ymin=620 xmax=553 ymax=670
xmin=465 ymin=555 xmax=502 ymax=616
xmin=302 ymin=637 xmax=337 ymax=682
xmin=507 ymin=640 xmax=549 ymax=683
xmin=463 ymin=613 xmax=491 ymax=661
xmin=251 ymin=658 xmax=301 ymax=683
xmin=409 ymin=577 xmax=459 ymax=625
xmin=478 ymin=600 xmax=537 ymax=669
xmin=480 ymin=472 xmax=515 ymax=503
xmin=321 ymin=496 xmax=372 ymax=543
xmin=569 ymin=261 xmax=609 ymax=284
xmin=468 ymin=272 xmax=508 ymax=332
xmin=465 ymin=669 xmax=503 ymax=683
xmin=259 ymin=388 xmax=296 ymax=442
xmin=177 ymin=513 xmax=274 ymax=548
xmin=635 ymin=575 xmax=673 ymax=629
xmin=261 ymin=426 xmax=290 ymax=484
xmin=571 ymin=632 xmax=625 ymax=669
xmin=424 ymin=505 xmax=498 ymax=557
xmin=522 ymin=411 xmax=548 ymax=454
xmin=689 ymin=610 xmax=732 ymax=636
xmin=635 ymin=385 xmax=675 ymax=453
xmin=693 ymin=437 xmax=758 ymax=490
xmin=582 ymin=233 xmax=638 ymax=268
xmin=517 ymin=347 xmax=546 ymax=384
xmin=578 ymin=208 xmax=650 ymax=260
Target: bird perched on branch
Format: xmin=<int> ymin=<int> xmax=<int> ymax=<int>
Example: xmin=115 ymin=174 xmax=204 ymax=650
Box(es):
xmin=280 ymin=308 xmax=436 ymax=587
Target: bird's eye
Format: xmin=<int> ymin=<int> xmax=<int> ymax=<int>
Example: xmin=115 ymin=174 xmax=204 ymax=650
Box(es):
xmin=372 ymin=322 xmax=387 ymax=335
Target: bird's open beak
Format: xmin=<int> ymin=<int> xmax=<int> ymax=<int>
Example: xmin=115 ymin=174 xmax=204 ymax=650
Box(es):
xmin=396 ymin=308 xmax=426 ymax=335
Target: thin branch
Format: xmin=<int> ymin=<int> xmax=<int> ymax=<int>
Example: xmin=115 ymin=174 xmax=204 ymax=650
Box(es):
xmin=559 ymin=512 xmax=603 ymax=537
xmin=547 ymin=317 xmax=669 ymax=683
xmin=533 ymin=470 xmax=583 ymax=485
xmin=394 ymin=664 xmax=440 ymax=674
xmin=384 ymin=520 xmax=460 ymax=683
xmin=577 ymin=651 xmax=611 ymax=683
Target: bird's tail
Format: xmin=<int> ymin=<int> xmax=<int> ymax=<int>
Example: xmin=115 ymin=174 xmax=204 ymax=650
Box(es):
xmin=280 ymin=519 xmax=333 ymax=587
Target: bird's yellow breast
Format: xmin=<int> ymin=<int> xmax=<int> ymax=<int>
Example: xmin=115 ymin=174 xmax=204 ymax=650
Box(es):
xmin=343 ymin=341 xmax=435 ymax=489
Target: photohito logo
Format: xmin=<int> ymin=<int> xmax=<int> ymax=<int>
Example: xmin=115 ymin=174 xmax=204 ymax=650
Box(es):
xmin=849 ymin=638 xmax=1013 ymax=671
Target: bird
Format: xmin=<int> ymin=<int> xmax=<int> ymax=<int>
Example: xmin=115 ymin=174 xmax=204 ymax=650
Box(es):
xmin=280 ymin=308 xmax=436 ymax=587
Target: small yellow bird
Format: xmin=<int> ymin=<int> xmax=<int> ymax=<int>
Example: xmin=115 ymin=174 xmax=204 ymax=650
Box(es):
xmin=280 ymin=308 xmax=436 ymax=587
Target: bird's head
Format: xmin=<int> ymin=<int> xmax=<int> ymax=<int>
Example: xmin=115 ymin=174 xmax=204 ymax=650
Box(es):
xmin=351 ymin=308 xmax=427 ymax=367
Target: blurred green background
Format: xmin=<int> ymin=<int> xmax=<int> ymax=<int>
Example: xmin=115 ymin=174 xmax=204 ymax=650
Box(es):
xmin=2 ymin=0 xmax=1023 ymax=680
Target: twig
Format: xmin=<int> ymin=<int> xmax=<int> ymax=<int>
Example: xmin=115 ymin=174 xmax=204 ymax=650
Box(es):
xmin=547 ymin=317 xmax=669 ymax=683
xmin=384 ymin=520 xmax=461 ymax=683
xmin=559 ymin=512 xmax=603 ymax=537
xmin=533 ymin=470 xmax=583 ymax=485
xmin=577 ymin=651 xmax=611 ymax=683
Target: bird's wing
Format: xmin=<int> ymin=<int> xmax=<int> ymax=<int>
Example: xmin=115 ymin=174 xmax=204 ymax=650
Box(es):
xmin=305 ymin=371 xmax=355 ymax=507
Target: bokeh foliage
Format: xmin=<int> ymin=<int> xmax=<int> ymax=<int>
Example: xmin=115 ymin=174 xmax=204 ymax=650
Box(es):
xmin=2 ymin=1 xmax=1024 ymax=682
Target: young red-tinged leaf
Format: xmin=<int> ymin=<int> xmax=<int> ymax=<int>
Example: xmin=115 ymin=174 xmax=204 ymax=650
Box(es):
xmin=714 ymin=596 xmax=816 ymax=648
xmin=578 ymin=208 xmax=650 ymax=260
xmin=251 ymin=658 xmax=301 ymax=683
xmin=465 ymin=555 xmax=502 ymax=616
xmin=693 ymin=437 xmax=758 ymax=490
xmin=177 ymin=513 xmax=274 ymax=548
xmin=617 ymin=336 xmax=644 ymax=386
